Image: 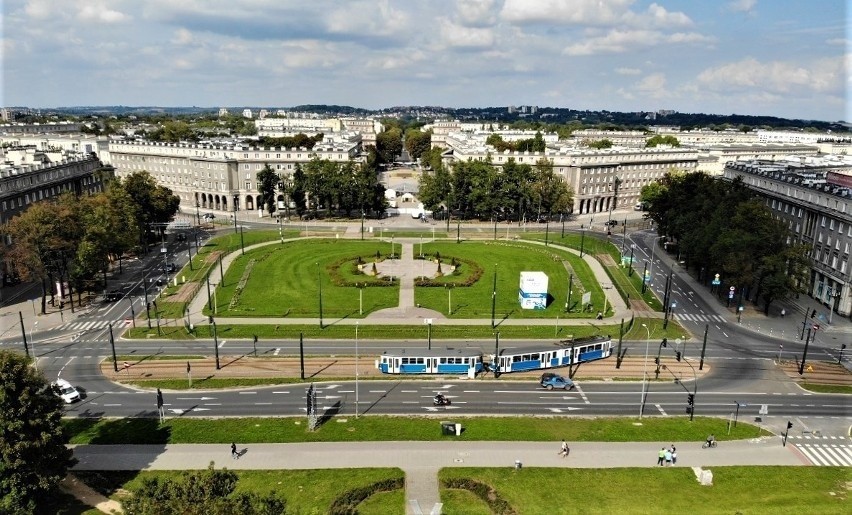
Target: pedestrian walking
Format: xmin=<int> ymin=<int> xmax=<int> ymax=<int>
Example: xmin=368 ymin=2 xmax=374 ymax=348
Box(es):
xmin=671 ymin=446 xmax=677 ymax=465
xmin=657 ymin=447 xmax=666 ymax=466
xmin=780 ymin=308 xmax=786 ymax=317
xmin=558 ymin=439 xmax=570 ymax=458
xmin=231 ymin=442 xmax=238 ymax=459
xmin=664 ymin=448 xmax=672 ymax=466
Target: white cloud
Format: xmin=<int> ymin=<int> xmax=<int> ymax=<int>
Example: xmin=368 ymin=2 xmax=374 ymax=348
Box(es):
xmin=172 ymin=28 xmax=194 ymax=45
xmin=696 ymin=57 xmax=844 ymax=95
xmin=438 ymin=19 xmax=495 ymax=48
xmin=455 ymin=0 xmax=499 ymax=27
xmin=500 ymin=0 xmax=691 ymax=28
xmin=726 ymin=0 xmax=757 ymax=13
xmin=635 ymin=73 xmax=667 ymax=97
xmin=563 ymin=29 xmax=712 ymax=56
xmin=325 ymin=0 xmax=410 ymax=38
xmin=77 ymin=1 xmax=130 ymax=23
xmin=615 ymin=67 xmax=641 ymax=75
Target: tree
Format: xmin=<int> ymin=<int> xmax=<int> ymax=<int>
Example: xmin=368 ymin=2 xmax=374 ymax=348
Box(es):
xmin=417 ymin=164 xmax=453 ymax=214
xmin=404 ymin=129 xmax=431 ymax=160
xmin=123 ymin=462 xmax=285 ymax=515
xmin=0 ymin=351 xmax=76 ymax=514
xmin=585 ymin=138 xmax=613 ymax=149
xmin=119 ymin=171 xmax=180 ymax=250
xmin=290 ymin=164 xmax=307 ymax=216
xmin=256 ymin=164 xmax=279 ymax=216
xmin=645 ymin=135 xmax=680 ymax=147
xmin=375 ymin=127 xmax=403 ymax=164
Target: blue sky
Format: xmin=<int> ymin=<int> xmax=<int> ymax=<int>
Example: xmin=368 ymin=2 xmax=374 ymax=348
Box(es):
xmin=1 ymin=0 xmax=848 ymax=121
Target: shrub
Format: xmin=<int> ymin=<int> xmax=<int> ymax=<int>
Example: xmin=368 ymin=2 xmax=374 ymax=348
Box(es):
xmin=329 ymin=477 xmax=404 ymax=514
xmin=441 ymin=478 xmax=517 ymax=515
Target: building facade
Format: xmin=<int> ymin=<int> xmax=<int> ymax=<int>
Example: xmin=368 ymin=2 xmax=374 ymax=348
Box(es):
xmin=444 ymin=132 xmax=699 ymax=216
xmin=724 ymin=159 xmax=852 ymax=319
xmin=108 ymin=140 xmax=362 ymax=216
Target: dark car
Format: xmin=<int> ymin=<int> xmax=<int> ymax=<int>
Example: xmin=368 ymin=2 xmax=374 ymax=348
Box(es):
xmin=161 ymin=263 xmax=176 ymax=273
xmin=604 ymin=220 xmax=619 ymax=227
xmin=104 ymin=290 xmax=122 ymax=302
xmin=175 ymin=233 xmax=187 ymax=242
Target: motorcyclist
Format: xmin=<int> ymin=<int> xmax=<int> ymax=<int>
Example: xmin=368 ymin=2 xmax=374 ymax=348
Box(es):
xmin=434 ymin=393 xmax=446 ymax=405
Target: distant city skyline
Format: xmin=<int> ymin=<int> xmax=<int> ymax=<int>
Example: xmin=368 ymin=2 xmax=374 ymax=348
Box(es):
xmin=2 ymin=0 xmax=848 ymax=122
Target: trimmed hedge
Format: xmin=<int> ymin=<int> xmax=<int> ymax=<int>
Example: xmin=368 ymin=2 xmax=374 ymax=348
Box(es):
xmin=441 ymin=477 xmax=518 ymax=515
xmin=415 ymin=254 xmax=483 ymax=287
xmin=329 ymin=477 xmax=405 ymax=514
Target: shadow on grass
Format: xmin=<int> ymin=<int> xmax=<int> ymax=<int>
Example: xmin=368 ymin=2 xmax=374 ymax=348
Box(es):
xmin=83 ymin=417 xmax=172 ymax=445
xmin=316 ymin=400 xmax=342 ymax=429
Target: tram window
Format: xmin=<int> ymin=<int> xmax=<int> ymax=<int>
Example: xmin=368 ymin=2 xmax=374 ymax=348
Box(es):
xmin=512 ymin=356 xmax=522 ymax=362
xmin=416 ymin=358 xmax=424 ymax=364
xmin=530 ymin=354 xmax=539 ymax=361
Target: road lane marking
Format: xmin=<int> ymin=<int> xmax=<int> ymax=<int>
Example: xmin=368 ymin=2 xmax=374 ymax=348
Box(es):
xmin=656 ymin=404 xmax=667 ymax=415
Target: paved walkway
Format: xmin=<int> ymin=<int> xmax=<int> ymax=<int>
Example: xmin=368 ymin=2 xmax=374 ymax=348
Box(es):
xmin=70 ymin=439 xmax=806 ymax=514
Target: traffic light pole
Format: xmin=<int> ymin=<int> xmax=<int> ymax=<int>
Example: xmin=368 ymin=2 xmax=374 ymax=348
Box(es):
xmin=799 ymin=326 xmax=814 ymax=375
xmin=210 ymin=316 xmax=220 ymax=370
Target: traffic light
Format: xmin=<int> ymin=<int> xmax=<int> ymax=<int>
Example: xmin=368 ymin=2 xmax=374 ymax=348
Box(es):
xmin=253 ymin=335 xmax=258 ymax=344
xmin=676 ymin=351 xmax=682 ymax=362
xmin=687 ymin=394 xmax=694 ymax=405
xmin=661 ymin=338 xmax=667 ymax=348
xmin=787 ymin=421 xmax=793 ymax=430
xmin=811 ymin=309 xmax=816 ymax=318
xmin=654 ymin=357 xmax=660 ymax=365
xmin=685 ymin=406 xmax=693 ymax=414
xmin=146 ymin=302 xmax=151 ymax=311
xmin=208 ymin=316 xmax=214 ymax=324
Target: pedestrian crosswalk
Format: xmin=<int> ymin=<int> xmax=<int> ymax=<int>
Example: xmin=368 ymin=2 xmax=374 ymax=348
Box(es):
xmin=794 ymin=442 xmax=852 ymax=466
xmin=59 ymin=320 xmax=113 ymax=332
xmin=674 ymin=313 xmax=727 ymax=324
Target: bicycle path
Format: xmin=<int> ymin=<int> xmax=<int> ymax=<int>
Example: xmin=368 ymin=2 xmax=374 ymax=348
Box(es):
xmin=70 ymin=439 xmax=806 ymax=514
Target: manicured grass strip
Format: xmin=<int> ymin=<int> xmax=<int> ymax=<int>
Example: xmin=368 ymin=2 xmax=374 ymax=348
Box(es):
xmin=799 ymin=383 xmax=852 ymax=394
xmin=123 ymin=321 xmax=623 ymax=340
xmin=64 ymin=416 xmax=769 ymax=445
xmin=439 ymin=467 xmax=850 ymax=515
xmin=75 ymin=469 xmax=405 ymax=515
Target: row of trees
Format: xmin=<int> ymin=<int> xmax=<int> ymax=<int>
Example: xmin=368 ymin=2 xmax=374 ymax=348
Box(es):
xmin=255 ymin=158 xmax=387 ymax=219
xmin=1 ymin=171 xmax=180 ymax=313
xmin=418 ymin=157 xmax=573 ymax=221
xmin=642 ymin=172 xmax=810 ymax=313
xmin=485 ymin=132 xmax=547 ymax=152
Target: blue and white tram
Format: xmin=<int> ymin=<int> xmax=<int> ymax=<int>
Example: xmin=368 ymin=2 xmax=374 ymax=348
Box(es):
xmin=376 ymin=349 xmax=484 ymax=375
xmin=490 ymin=336 xmax=612 ymax=374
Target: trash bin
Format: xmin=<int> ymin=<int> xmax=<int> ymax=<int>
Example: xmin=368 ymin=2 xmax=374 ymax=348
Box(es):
xmin=441 ymin=421 xmax=456 ymax=435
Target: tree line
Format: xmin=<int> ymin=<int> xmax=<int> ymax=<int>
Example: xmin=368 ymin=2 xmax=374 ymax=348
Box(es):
xmin=642 ymin=172 xmax=810 ymax=313
xmin=418 ymin=157 xmax=573 ymax=221
xmin=1 ymin=171 xmax=180 ymax=313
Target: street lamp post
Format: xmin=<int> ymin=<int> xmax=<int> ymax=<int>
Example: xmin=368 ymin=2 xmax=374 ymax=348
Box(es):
xmin=580 ymin=228 xmax=586 ymax=258
xmin=639 ymin=323 xmax=650 ymax=418
xmin=641 ymin=260 xmax=648 ymax=294
xmin=828 ymin=288 xmax=841 ymax=324
xmin=628 ymin=244 xmax=635 ymax=276
xmin=31 ymin=321 xmax=39 ymax=369
xmin=425 ymin=318 xmax=433 ymax=350
xmin=233 ymin=195 xmax=239 ymax=234
xmin=355 ymin=322 xmax=359 ymax=418
xmin=491 ymin=266 xmax=497 ymax=329
xmin=195 ymin=202 xmax=201 ymax=226
xmin=317 ymin=262 xmax=323 ymax=328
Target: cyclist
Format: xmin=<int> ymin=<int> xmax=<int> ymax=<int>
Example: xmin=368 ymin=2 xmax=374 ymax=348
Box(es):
xmin=706 ymin=434 xmax=716 ymax=447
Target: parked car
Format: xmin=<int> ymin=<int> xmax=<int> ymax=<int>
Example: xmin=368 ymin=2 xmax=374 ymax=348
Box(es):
xmin=540 ymin=372 xmax=574 ymax=390
xmin=52 ymin=379 xmax=81 ymax=403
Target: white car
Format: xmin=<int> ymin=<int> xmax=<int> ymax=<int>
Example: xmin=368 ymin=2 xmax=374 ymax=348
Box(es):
xmin=53 ymin=379 xmax=80 ymax=404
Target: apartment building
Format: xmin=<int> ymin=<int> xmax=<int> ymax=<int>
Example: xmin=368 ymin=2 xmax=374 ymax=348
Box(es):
xmin=444 ymin=132 xmax=698 ymax=216
xmin=724 ymin=159 xmax=852 ymax=319
xmin=108 ymin=140 xmax=361 ymax=215
xmin=0 ymin=154 xmax=110 ymax=285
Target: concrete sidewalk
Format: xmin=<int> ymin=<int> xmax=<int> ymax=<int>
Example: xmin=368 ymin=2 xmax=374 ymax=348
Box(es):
xmin=71 ymin=439 xmax=805 ymax=514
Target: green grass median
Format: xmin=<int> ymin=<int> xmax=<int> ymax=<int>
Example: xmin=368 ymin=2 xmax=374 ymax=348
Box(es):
xmin=64 ymin=416 xmax=769 ymax=445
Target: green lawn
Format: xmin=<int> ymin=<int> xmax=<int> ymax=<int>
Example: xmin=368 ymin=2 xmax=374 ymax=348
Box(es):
xmin=439 ymin=467 xmax=850 ymax=514
xmin=73 ymin=468 xmax=405 ymax=515
xmin=414 ymin=241 xmax=604 ymax=319
xmin=64 ymin=416 xmax=768 ymax=445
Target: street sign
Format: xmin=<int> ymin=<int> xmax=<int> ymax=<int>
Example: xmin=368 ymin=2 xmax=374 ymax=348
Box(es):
xmin=812 ymin=324 xmax=819 ymax=330
xmin=728 ymin=292 xmax=734 ymax=299
xmin=712 ymin=273 xmax=721 ymax=285
xmin=729 ymin=286 xmax=735 ymax=291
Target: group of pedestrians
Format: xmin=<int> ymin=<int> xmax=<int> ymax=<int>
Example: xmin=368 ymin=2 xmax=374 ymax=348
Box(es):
xmin=656 ymin=445 xmax=677 ymax=466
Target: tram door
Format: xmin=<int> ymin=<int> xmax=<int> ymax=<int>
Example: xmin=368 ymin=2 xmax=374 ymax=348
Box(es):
xmin=394 ymin=358 xmax=401 ymax=373
xmin=428 ymin=358 xmax=436 ymax=373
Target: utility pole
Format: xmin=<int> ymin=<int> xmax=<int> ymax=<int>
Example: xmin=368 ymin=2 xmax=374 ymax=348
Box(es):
xmin=211 ymin=316 xmax=220 ymax=370
xmin=19 ymin=311 xmax=30 ymax=357
xmin=108 ymin=323 xmax=118 ymax=372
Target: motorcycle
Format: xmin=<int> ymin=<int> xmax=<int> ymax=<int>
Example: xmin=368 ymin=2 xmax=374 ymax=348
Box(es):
xmin=433 ymin=395 xmax=451 ymax=406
